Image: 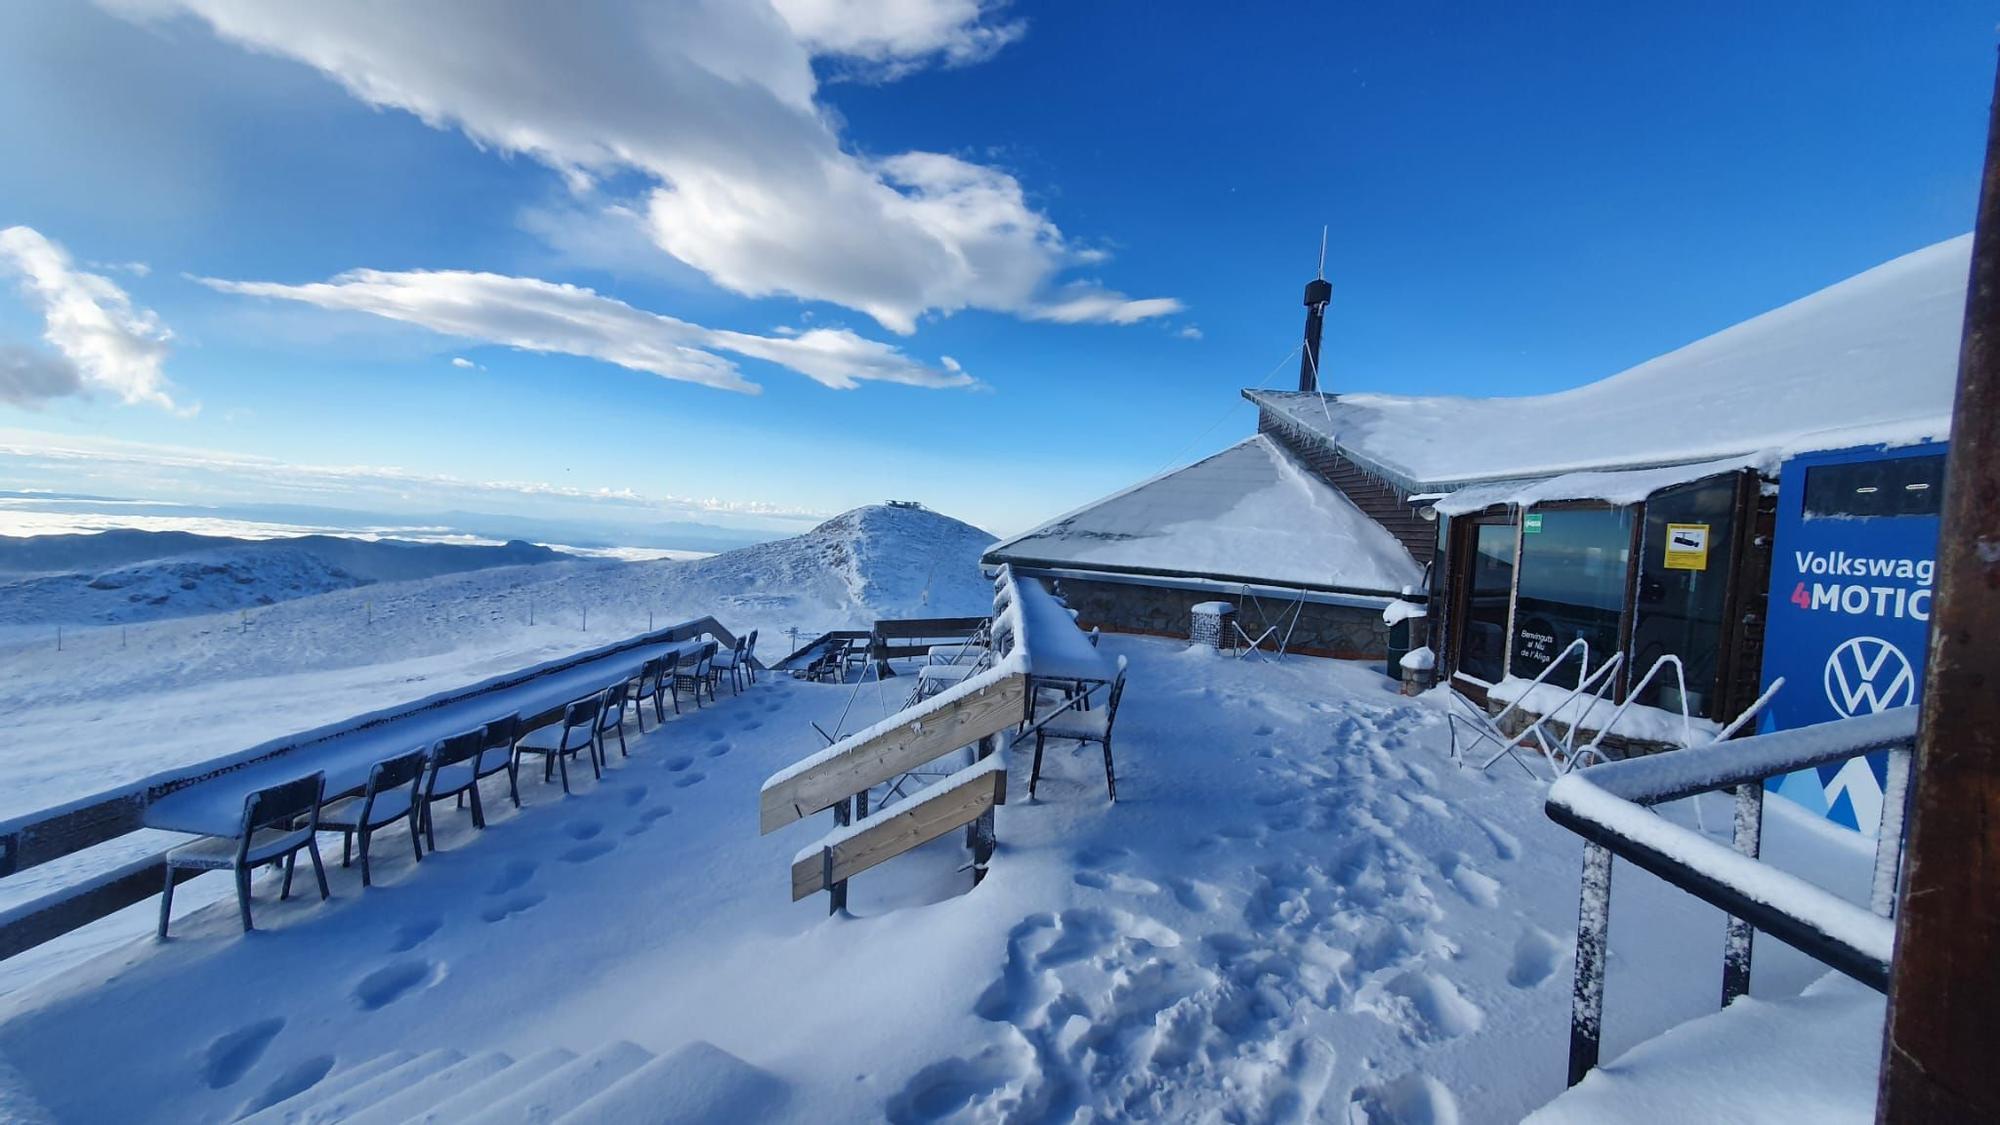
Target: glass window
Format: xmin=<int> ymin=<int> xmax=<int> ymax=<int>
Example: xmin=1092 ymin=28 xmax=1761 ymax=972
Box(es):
xmin=1803 ymin=455 xmax=1944 ymax=519
xmin=1457 ymin=521 xmax=1515 ymax=683
xmin=1631 ymin=475 xmax=1739 ymax=719
xmin=1511 ymin=506 xmax=1632 ymax=682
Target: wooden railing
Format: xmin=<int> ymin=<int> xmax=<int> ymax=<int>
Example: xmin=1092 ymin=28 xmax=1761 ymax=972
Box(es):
xmin=760 ymin=582 xmax=1028 ymax=911
xmin=0 ymin=615 xmax=749 ymax=961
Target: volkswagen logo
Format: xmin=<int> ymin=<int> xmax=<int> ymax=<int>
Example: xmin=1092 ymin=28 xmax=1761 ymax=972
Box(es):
xmin=1824 ymin=636 xmax=1916 ymax=717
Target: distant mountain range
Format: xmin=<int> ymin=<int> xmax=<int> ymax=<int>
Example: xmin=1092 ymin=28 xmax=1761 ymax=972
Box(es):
xmin=0 ymin=531 xmax=564 ymax=627
xmin=0 ymin=492 xmax=790 ymax=553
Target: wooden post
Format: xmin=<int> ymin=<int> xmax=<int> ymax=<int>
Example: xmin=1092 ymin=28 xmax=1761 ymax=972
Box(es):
xmin=1877 ymin=52 xmax=2000 ymax=1122
xmin=968 ymin=734 xmax=998 ymax=884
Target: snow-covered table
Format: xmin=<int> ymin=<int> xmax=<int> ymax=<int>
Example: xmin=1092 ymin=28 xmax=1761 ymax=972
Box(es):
xmin=144 ymin=638 xmax=703 ymax=838
xmin=1009 ymin=578 xmax=1114 ymax=684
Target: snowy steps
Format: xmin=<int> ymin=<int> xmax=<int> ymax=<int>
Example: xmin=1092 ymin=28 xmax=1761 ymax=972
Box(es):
xmin=233 ymin=1039 xmax=786 ymax=1124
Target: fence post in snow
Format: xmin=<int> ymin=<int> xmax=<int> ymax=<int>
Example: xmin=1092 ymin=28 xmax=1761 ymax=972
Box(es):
xmin=1720 ymin=783 xmax=1764 ymax=1006
xmin=968 ymin=733 xmax=998 ymax=884
xmin=1567 ymin=842 xmax=1612 ymax=1086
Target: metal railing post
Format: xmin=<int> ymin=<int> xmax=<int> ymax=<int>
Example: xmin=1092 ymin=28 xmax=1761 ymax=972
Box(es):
xmin=1721 ymin=782 xmax=1765 ymax=1005
xmin=1870 ymin=748 xmax=1912 ymax=918
xmin=1568 ymin=842 xmax=1613 ymax=1086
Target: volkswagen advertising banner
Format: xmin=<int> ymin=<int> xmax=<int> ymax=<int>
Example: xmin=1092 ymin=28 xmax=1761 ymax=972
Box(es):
xmin=1759 ymin=443 xmax=1945 ymax=835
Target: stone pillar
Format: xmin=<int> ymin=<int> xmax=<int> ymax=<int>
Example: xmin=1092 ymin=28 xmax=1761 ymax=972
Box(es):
xmin=1189 ymin=601 xmax=1235 ymax=649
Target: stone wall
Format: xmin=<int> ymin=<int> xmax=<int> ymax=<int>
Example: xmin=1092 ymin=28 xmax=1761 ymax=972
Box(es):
xmin=1045 ymin=576 xmax=1389 ymax=659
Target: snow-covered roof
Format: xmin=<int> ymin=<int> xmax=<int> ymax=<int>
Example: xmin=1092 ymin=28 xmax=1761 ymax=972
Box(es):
xmin=1250 ymin=235 xmax=1969 ymax=492
xmin=985 ymin=434 xmax=1424 ymax=595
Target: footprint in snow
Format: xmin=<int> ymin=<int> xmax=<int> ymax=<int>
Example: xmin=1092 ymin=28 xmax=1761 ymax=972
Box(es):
xmin=564 ymin=820 xmax=603 ymax=841
xmin=664 ymin=756 xmax=695 ymax=773
xmin=388 ymin=917 xmax=441 ymax=953
xmin=1508 ymin=926 xmax=1564 ymax=989
xmin=705 ymin=742 xmax=732 ymax=758
xmin=620 ymin=785 xmax=648 ymax=807
xmin=236 ymin=1056 xmax=334 ymax=1120
xmin=481 ymin=892 xmax=544 ymax=924
xmin=1347 ymin=1073 xmax=1461 ymax=1125
xmin=673 ymin=772 xmax=705 ymax=788
xmin=485 ymin=860 xmax=537 ymax=896
xmin=201 ymin=1017 xmax=285 ymax=1089
xmin=350 ymin=960 xmax=439 ymax=1011
xmin=561 ymin=839 xmax=616 ymax=863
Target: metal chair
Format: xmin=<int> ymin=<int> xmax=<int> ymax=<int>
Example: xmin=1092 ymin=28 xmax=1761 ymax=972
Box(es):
xmin=319 ymin=749 xmax=428 ymax=887
xmin=675 ymin=641 xmax=718 ymax=707
xmin=597 ymin=680 xmax=631 ymax=759
xmin=420 ymin=728 xmax=486 ymax=850
xmin=160 ymin=772 xmax=330 ymax=936
xmin=477 ymin=712 xmax=521 ymax=807
xmin=711 ymin=635 xmax=749 ymax=694
xmin=656 ymin=650 xmax=682 ymax=718
xmin=515 ymin=694 xmax=605 ymax=794
xmin=629 ymin=657 xmax=667 ymax=731
xmin=1030 ymin=659 xmax=1129 ymax=802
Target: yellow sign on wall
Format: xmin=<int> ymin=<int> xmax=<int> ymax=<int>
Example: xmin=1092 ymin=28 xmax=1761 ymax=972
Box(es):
xmin=1664 ymin=523 xmax=1711 ymax=570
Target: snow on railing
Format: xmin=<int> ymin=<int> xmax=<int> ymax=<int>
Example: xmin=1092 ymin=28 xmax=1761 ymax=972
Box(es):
xmin=1544 ymin=706 xmax=1918 ymax=1087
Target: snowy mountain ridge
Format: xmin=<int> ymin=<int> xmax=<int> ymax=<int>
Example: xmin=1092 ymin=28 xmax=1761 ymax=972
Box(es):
xmin=0 ymin=531 xmax=564 ymax=629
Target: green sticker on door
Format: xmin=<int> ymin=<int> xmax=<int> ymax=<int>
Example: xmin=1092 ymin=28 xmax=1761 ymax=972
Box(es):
xmin=1524 ymin=512 xmax=1542 ymax=534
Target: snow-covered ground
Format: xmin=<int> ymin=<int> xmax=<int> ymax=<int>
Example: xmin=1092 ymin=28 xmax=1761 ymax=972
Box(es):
xmin=0 ymin=636 xmax=1880 ymax=1122
xmin=0 ymin=504 xmax=996 ymax=998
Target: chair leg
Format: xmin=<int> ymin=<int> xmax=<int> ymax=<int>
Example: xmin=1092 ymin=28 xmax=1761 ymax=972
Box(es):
xmin=341 ymin=829 xmax=353 ymax=868
xmin=1102 ymin=738 xmax=1117 ymax=802
xmin=1030 ymin=731 xmax=1047 ymax=799
xmin=588 ymin=739 xmax=603 ymax=780
xmin=670 ymin=683 xmax=681 ymax=715
xmin=616 ymin=724 xmax=627 ymax=758
xmin=308 ymin=836 xmax=330 ymax=900
xmin=359 ymin=828 xmax=373 ymax=888
xmin=557 ymin=750 xmax=570 ymax=795
xmin=469 ymin=782 xmax=486 ymax=830
xmin=236 ymin=866 xmax=254 ymax=933
xmin=410 ymin=813 xmax=424 ymax=863
xmin=281 ymin=851 xmax=297 ymax=900
xmin=424 ymin=801 xmax=437 ymax=852
xmin=157 ymin=866 xmax=175 ymax=939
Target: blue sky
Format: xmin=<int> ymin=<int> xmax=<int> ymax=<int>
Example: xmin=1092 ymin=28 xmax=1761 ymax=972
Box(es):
xmin=1 ymin=1 xmax=1994 ymax=540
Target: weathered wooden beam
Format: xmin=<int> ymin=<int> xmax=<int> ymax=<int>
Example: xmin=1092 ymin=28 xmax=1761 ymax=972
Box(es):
xmin=1879 ymin=52 xmax=2000 ymax=1122
xmin=759 ymin=671 xmax=1027 ymax=834
xmin=791 ymin=759 xmax=1005 ymax=900
xmin=0 ymin=854 xmax=200 ymax=961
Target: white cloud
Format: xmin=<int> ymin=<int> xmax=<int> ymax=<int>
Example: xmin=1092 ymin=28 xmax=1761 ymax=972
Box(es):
xmin=772 ymin=0 xmax=1025 ymax=77
xmin=103 ymin=0 xmax=1180 ymax=334
xmin=1176 ymin=325 xmax=1203 ymax=340
xmin=1026 ymin=287 xmax=1187 ymax=326
xmin=88 ymin=260 xmax=152 ymax=277
xmin=450 ymin=356 xmax=479 ymax=370
xmin=202 ymin=268 xmax=975 ymax=392
xmin=0 ymin=225 xmax=184 ymax=412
